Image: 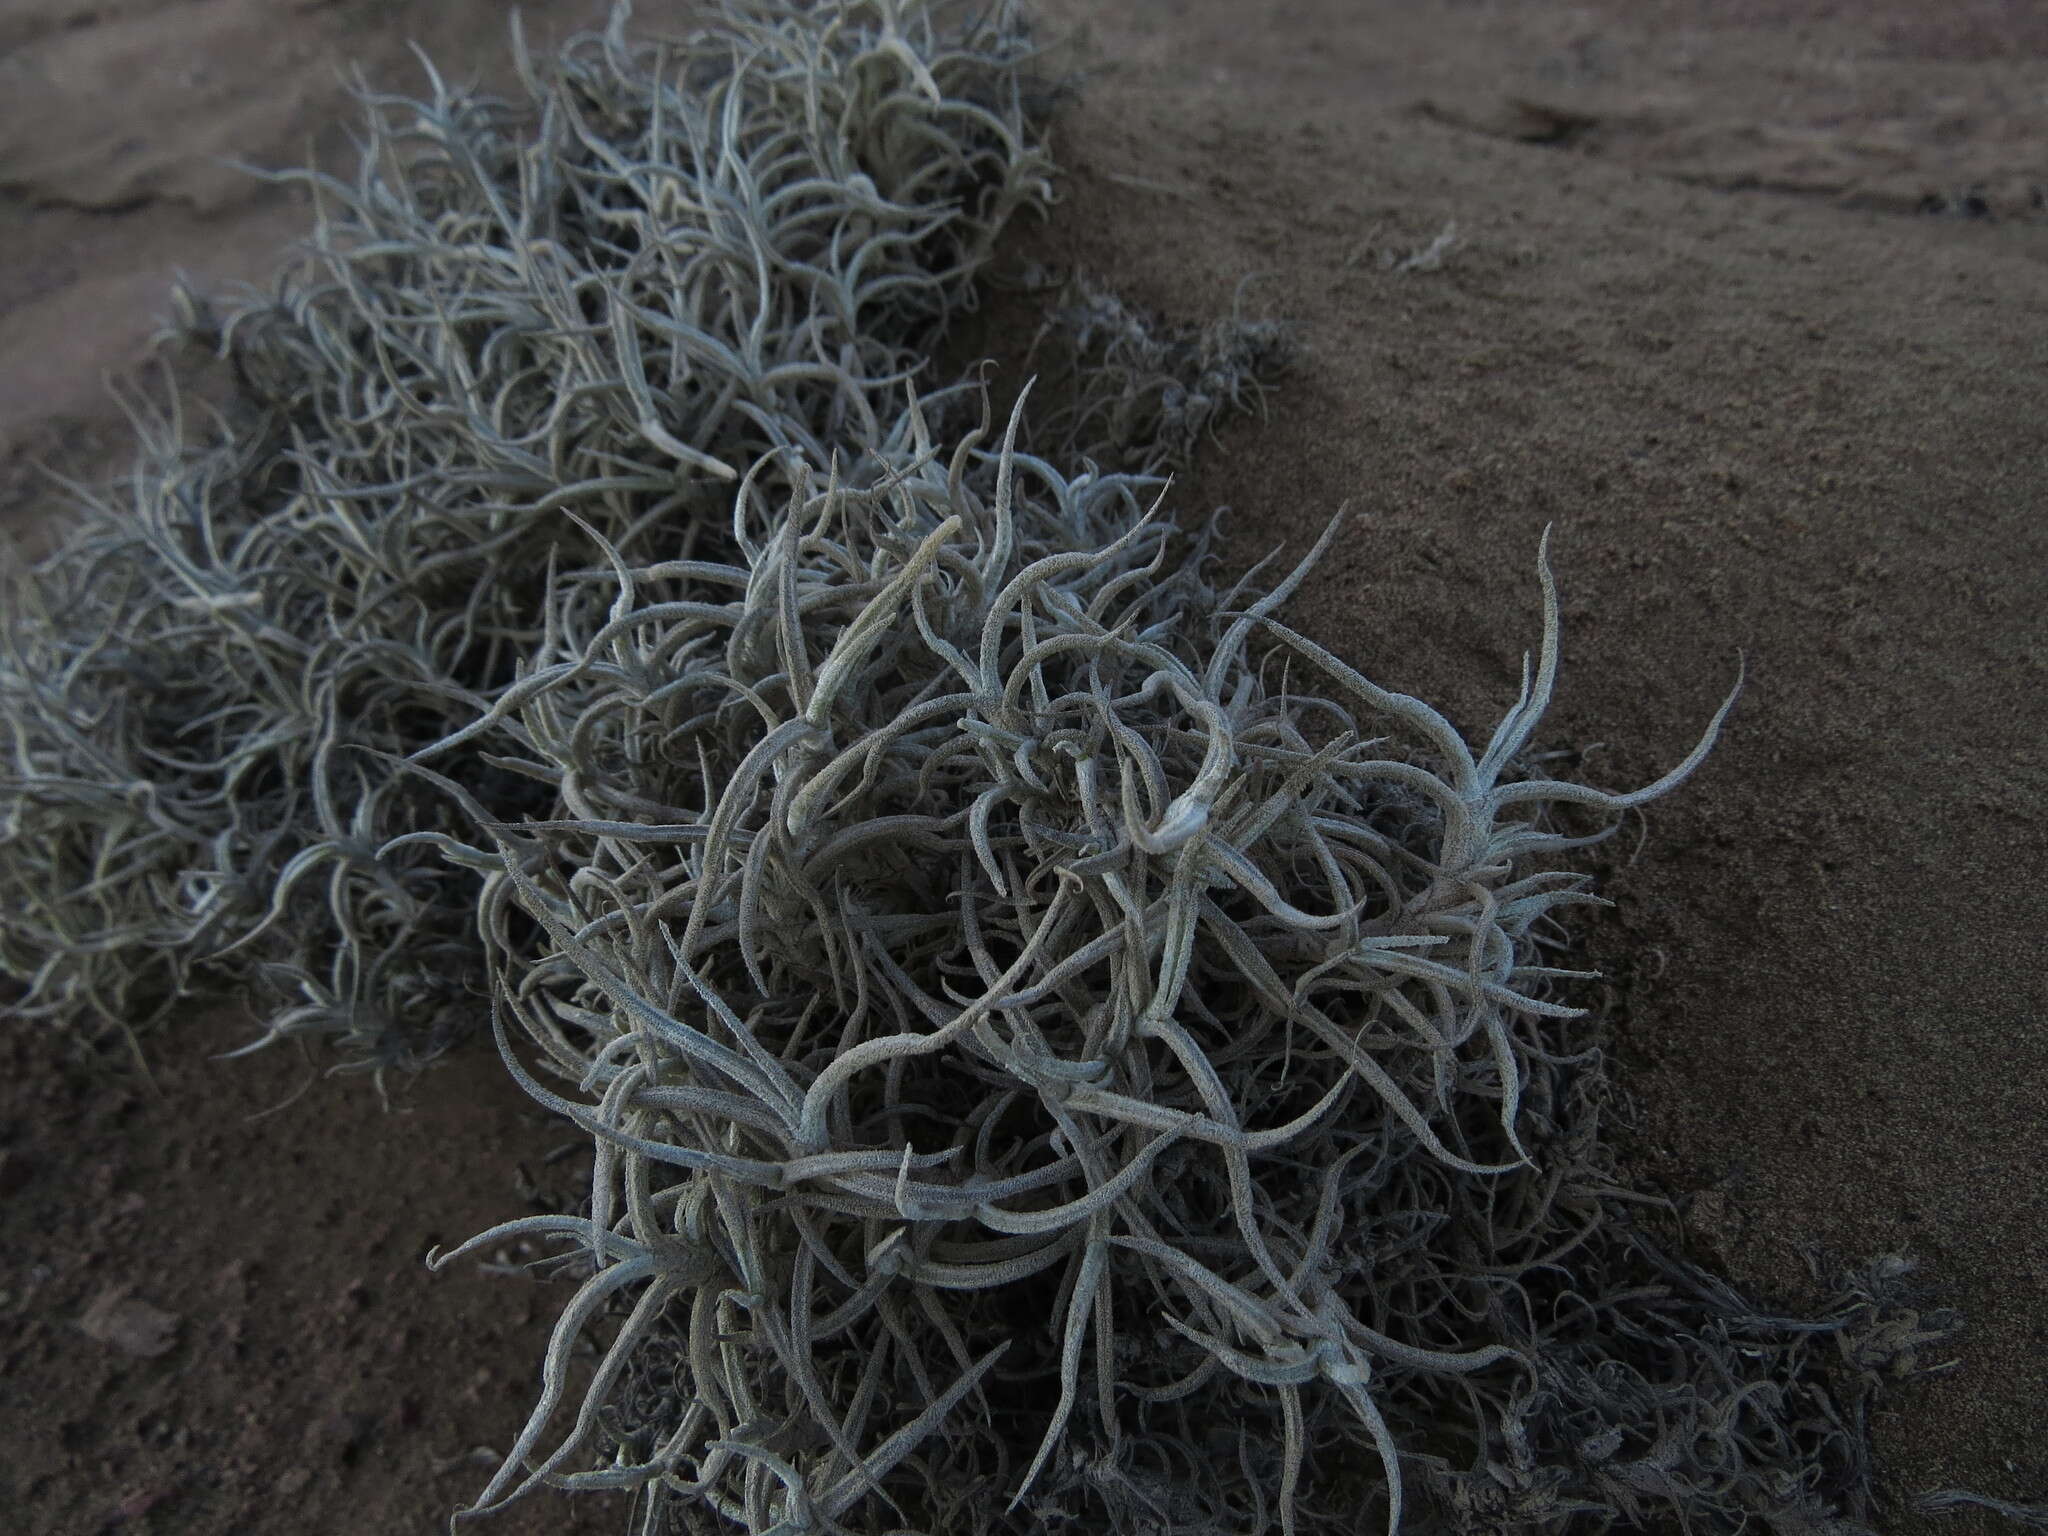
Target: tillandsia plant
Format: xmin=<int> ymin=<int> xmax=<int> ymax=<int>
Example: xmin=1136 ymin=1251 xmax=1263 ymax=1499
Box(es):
xmin=1029 ymin=274 xmax=1294 ymax=478
xmin=0 ymin=0 xmax=1057 ymax=1074
xmin=408 ymin=384 xmax=1847 ymax=1536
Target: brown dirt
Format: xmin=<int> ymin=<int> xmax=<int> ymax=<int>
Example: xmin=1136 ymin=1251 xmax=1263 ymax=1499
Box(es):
xmin=2 ymin=1 xmax=2043 ymax=1532
xmin=0 ymin=1014 xmax=622 ymax=1534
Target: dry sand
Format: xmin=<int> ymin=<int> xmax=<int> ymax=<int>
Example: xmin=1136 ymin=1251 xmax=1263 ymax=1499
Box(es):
xmin=1 ymin=1 xmax=2042 ymax=1531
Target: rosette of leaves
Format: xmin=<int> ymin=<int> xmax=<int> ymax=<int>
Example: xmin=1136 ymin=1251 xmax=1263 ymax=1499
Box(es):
xmin=1030 ymin=275 xmax=1294 ymax=477
xmin=418 ymin=390 xmax=1740 ymax=1535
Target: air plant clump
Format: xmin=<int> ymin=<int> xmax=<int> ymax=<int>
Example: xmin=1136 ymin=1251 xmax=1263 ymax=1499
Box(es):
xmin=405 ymin=371 xmax=1959 ymax=1536
xmin=0 ymin=439 xmax=236 ymax=1047
xmin=0 ymin=0 xmax=1055 ymax=1072
xmin=1029 ymin=274 xmax=1294 ymax=476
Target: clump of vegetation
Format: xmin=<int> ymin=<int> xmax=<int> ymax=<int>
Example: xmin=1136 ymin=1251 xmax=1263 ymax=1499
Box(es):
xmin=1 ymin=0 xmax=1052 ymax=1074
xmin=0 ymin=4 xmax=1990 ymax=1535
xmin=1029 ymin=274 xmax=1292 ymax=475
xmin=415 ymin=389 xmax=1765 ymax=1536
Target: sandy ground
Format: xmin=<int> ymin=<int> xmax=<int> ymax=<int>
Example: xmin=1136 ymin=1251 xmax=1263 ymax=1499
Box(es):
xmin=2 ymin=1 xmax=2043 ymax=1532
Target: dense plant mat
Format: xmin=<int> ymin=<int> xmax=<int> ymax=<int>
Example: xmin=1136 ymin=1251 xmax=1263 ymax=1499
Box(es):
xmin=1 ymin=0 xmax=1051 ymax=1073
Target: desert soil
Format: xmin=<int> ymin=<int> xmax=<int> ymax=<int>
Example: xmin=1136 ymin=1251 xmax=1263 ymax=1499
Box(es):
xmin=2 ymin=1 xmax=2043 ymax=1532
